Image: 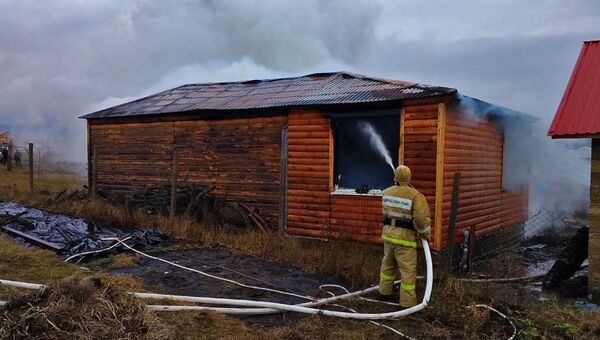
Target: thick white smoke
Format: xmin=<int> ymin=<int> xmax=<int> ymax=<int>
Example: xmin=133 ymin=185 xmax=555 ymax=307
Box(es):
xmin=0 ymin=0 xmax=381 ymax=162
xmin=0 ymin=0 xmax=597 ymax=172
xmin=450 ymin=95 xmax=590 ymax=215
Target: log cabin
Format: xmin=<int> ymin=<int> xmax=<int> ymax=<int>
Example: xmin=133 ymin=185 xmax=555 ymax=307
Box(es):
xmin=81 ymin=72 xmax=532 ymax=253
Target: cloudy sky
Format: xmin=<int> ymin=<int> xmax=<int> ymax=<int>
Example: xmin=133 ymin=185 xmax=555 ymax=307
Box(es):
xmin=0 ymin=0 xmax=599 ymax=162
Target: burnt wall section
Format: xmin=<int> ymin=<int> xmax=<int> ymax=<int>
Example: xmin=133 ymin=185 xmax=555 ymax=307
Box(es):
xmin=402 ymin=105 xmax=439 ymax=249
xmin=286 ymin=110 xmax=332 ymax=238
xmin=89 ymin=115 xmax=286 ymax=227
xmin=173 ymin=116 xmax=287 ymax=226
xmin=90 ymin=121 xmax=175 ymax=193
xmin=442 ymin=111 xmax=528 ymax=248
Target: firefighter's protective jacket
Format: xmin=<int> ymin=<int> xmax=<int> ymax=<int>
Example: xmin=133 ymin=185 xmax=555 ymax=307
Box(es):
xmin=381 ymin=183 xmax=431 ymax=246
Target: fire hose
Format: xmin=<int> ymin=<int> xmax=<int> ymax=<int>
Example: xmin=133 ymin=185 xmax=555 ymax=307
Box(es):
xmin=0 ymin=238 xmax=518 ymax=339
xmin=1 ymin=237 xmax=433 ymax=320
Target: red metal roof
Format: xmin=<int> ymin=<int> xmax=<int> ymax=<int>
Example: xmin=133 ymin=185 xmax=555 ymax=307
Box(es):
xmin=549 ymin=40 xmax=600 ymax=138
xmin=81 ymin=72 xmax=456 ymax=119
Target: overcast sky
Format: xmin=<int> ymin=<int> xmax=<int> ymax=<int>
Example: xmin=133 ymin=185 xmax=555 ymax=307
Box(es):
xmin=0 ymin=0 xmax=599 ymax=162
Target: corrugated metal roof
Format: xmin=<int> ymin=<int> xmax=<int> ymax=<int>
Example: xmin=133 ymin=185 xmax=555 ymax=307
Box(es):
xmin=549 ymin=40 xmax=600 ymax=137
xmin=81 ymin=72 xmax=456 ymax=119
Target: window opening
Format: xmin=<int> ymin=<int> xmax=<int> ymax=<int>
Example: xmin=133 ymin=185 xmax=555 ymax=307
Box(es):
xmin=333 ymin=114 xmax=400 ymax=193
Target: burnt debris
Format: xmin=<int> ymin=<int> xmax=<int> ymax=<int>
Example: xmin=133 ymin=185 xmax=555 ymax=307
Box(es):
xmin=543 ymin=226 xmax=589 ymax=291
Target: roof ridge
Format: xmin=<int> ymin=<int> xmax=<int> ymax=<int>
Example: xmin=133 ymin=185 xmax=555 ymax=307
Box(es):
xmin=80 ymin=71 xmax=459 ymax=119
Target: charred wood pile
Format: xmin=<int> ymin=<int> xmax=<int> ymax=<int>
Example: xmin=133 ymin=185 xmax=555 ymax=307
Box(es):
xmin=125 ymin=184 xmax=267 ymax=232
xmin=126 ymin=184 xmax=269 ymax=233
xmin=46 ymin=184 xmax=269 ymax=233
xmin=46 ymin=187 xmax=92 ymax=205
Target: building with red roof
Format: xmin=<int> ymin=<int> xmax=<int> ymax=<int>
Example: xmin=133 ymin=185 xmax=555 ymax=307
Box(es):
xmin=549 ymin=40 xmax=600 ymax=297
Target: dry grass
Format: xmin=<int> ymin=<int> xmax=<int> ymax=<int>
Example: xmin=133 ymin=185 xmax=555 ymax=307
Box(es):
xmin=0 ymin=274 xmax=173 ymax=340
xmin=0 ymin=235 xmax=80 ymax=301
xmin=109 ymin=253 xmax=141 ymax=268
xmin=0 ymin=236 xmax=145 ymax=300
xmin=0 ymin=168 xmax=382 ymax=287
xmin=0 ymin=168 xmax=84 ymax=199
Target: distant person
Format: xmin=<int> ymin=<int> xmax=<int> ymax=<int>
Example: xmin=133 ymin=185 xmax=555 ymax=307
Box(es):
xmin=14 ymin=149 xmax=22 ymax=168
xmin=0 ymin=148 xmax=7 ymax=165
xmin=378 ymin=165 xmax=431 ymax=308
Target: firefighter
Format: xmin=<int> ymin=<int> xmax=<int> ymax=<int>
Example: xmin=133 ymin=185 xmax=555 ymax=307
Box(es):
xmin=378 ymin=165 xmax=431 ymax=307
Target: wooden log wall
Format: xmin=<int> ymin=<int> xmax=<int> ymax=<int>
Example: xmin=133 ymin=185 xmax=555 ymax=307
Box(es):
xmin=88 ymin=115 xmax=287 ymax=226
xmin=286 ymin=106 xmax=440 ymax=246
xmin=90 ymin=121 xmax=175 ymax=193
xmin=442 ymin=111 xmax=529 ymax=247
xmin=329 ymin=195 xmax=382 ymax=243
xmin=402 ymin=105 xmax=439 ymax=249
xmin=286 ymin=110 xmax=332 ymax=238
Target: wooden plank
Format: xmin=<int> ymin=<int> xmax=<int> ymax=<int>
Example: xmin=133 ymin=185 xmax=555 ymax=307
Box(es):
xmin=287 ymin=170 xmax=329 ymax=179
xmin=1 ymin=226 xmax=62 ymax=251
xmin=399 ymin=108 xmax=405 ymax=164
xmin=434 ymin=102 xmax=446 ymax=251
xmin=287 ymin=125 xmax=330 ymax=133
xmin=329 ymin=126 xmax=334 ymax=192
xmin=288 ymin=164 xmax=330 ymax=172
xmin=288 ymin=144 xmax=329 ymax=152
xmin=404 ymin=104 xmax=439 ymax=113
xmin=288 ymin=151 xmax=330 ymax=159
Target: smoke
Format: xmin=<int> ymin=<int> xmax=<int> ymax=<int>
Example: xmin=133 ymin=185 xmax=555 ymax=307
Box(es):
xmin=0 ymin=0 xmax=381 ymax=162
xmin=0 ymin=0 xmax=598 ymax=181
xmin=450 ymin=94 xmax=591 ymax=215
xmin=357 ymin=121 xmax=395 ymax=172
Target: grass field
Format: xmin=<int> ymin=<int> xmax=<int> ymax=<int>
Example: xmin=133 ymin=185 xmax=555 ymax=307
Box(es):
xmin=0 ymin=168 xmax=599 ymax=339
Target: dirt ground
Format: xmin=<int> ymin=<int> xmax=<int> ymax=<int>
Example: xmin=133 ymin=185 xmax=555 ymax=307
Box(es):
xmin=106 ymin=245 xmax=349 ymax=328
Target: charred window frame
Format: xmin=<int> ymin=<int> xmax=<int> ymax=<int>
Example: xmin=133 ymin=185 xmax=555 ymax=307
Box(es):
xmin=331 ymin=112 xmax=400 ymax=192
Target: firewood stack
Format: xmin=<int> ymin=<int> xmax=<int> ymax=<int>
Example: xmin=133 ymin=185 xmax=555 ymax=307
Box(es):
xmin=126 ymin=184 xmax=268 ymax=233
xmin=44 ymin=184 xmax=269 ymax=233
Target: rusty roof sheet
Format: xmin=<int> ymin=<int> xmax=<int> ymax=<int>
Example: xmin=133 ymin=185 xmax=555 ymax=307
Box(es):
xmin=81 ymin=72 xmax=456 ymax=119
xmin=549 ymin=40 xmax=600 ymax=138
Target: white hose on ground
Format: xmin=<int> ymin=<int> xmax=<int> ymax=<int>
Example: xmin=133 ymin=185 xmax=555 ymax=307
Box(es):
xmin=456 ymin=274 xmax=546 ymax=283
xmin=468 ymin=304 xmax=516 ymax=340
xmin=134 ymin=239 xmax=434 ymax=320
xmin=0 ymin=277 xmax=400 ymax=316
xmin=320 ymin=284 xmax=400 ymax=306
xmin=82 ymin=237 xmax=317 ymax=302
xmin=320 ymin=285 xmax=416 ymax=340
xmin=64 ymin=236 xmax=132 ymax=263
xmin=1 ymin=239 xmax=434 ymax=320
xmin=0 ymin=279 xmax=45 ymax=290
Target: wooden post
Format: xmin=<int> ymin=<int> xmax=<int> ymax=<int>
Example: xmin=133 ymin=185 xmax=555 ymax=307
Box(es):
xmin=446 ymin=171 xmax=461 ymax=271
xmin=589 ymin=138 xmax=600 ymax=300
xmin=278 ymin=127 xmax=288 ymax=233
xmin=170 ymin=151 xmax=178 ymax=221
xmin=6 ymin=143 xmax=12 ymax=171
xmin=92 ymin=146 xmax=98 ymax=198
xmin=468 ymin=224 xmax=477 ymax=271
xmin=28 ymin=143 xmax=34 ymax=193
xmin=434 ymin=103 xmax=446 ymax=251
xmin=399 ymin=108 xmax=405 ymax=164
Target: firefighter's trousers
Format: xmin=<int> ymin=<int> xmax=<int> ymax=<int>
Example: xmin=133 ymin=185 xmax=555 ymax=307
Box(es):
xmin=378 ymin=240 xmax=417 ymax=307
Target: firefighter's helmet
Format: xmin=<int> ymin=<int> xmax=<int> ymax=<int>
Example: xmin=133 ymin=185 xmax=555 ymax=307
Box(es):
xmin=394 ymin=165 xmax=411 ymax=184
